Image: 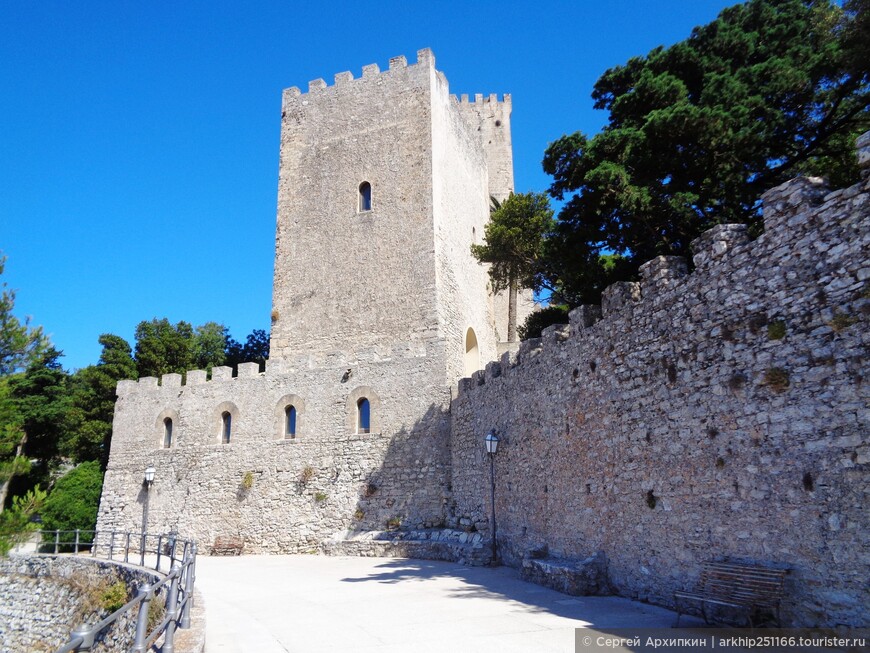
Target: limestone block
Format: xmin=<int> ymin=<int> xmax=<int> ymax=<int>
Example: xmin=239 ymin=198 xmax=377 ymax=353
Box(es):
xmin=521 ymin=552 xmax=611 ymax=596
xmin=237 ymin=362 xmax=260 ymax=378
xmin=691 ymin=224 xmax=749 ymax=268
xmin=161 ymin=373 xmax=182 ymax=388
xmin=186 ymin=369 xmax=207 ymax=385
xmin=211 ymin=366 xmax=232 ymax=381
xmin=761 ymin=176 xmax=828 ymax=231
xmin=569 ymin=305 xmax=602 ymax=332
xmin=639 ymin=255 xmax=688 ymax=291
xmin=116 ymin=379 xmax=138 ymax=395
xmin=601 ymin=281 xmax=641 ymax=316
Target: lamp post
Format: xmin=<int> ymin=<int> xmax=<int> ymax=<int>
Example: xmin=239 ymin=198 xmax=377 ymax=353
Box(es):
xmin=484 ymin=430 xmax=500 ymax=565
xmin=142 ymin=467 xmax=155 ymax=563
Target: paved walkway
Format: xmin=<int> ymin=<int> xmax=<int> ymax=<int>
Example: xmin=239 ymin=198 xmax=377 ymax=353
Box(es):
xmin=195 ymin=555 xmax=700 ymax=653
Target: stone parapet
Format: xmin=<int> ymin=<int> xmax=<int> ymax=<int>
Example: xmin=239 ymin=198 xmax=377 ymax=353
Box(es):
xmin=450 ymin=147 xmax=870 ymax=627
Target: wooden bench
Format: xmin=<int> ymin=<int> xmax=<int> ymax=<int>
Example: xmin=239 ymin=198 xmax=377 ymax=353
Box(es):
xmin=210 ymin=536 xmax=244 ymax=556
xmin=674 ymin=561 xmax=788 ymax=627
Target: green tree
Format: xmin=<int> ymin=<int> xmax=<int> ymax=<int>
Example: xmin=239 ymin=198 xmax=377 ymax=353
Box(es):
xmin=67 ymin=335 xmax=137 ymax=468
xmin=192 ymin=322 xmax=227 ymax=373
xmin=6 ymin=349 xmax=74 ymax=498
xmin=0 ymin=487 xmax=46 ymax=555
xmin=225 ymin=328 xmax=270 ymax=374
xmin=40 ymin=461 xmax=103 ymax=548
xmin=471 ymin=192 xmax=555 ymax=342
xmin=0 ymin=254 xmax=49 ymax=376
xmin=134 ymin=318 xmax=195 ymax=378
xmin=0 ymin=377 xmax=29 ymax=511
xmin=542 ymin=0 xmax=869 ymax=305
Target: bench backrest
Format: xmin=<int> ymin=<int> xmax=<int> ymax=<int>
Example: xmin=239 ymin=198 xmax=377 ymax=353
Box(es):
xmin=699 ymin=562 xmax=787 ymax=608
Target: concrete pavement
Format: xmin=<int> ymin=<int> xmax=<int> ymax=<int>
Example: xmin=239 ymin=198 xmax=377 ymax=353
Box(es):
xmin=195 ymin=555 xmax=701 ymax=653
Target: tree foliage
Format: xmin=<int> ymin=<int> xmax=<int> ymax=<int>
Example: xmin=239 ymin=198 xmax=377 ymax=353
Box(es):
xmin=0 ymin=255 xmax=49 ymax=376
xmin=518 ymin=305 xmax=570 ymax=340
xmin=225 ymin=328 xmax=270 ymax=373
xmin=0 ymin=377 xmax=29 ymax=510
xmin=471 ymin=192 xmax=555 ymax=341
xmin=542 ymin=0 xmax=869 ymax=305
xmin=40 ymin=461 xmax=103 ymax=543
xmin=0 ymin=487 xmax=46 ymax=555
xmin=134 ymin=319 xmax=196 ymax=378
xmin=5 ymin=349 xmax=75 ymax=498
xmin=67 ymin=335 xmax=137 ymax=468
xmin=134 ymin=318 xmax=265 ymax=377
xmin=193 ymin=322 xmax=228 ymax=372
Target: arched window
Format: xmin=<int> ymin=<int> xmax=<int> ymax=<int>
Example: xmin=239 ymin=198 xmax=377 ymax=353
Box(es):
xmin=359 ymin=181 xmax=372 ymax=212
xmin=163 ymin=418 xmax=173 ymax=449
xmin=464 ymin=327 xmax=480 ymax=376
xmin=221 ymin=411 xmax=232 ymax=444
xmin=357 ymin=398 xmax=371 ymax=434
xmin=285 ymin=405 xmax=297 ymax=439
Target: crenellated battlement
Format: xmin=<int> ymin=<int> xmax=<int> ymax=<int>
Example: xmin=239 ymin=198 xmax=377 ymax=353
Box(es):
xmin=116 ymin=362 xmax=264 ymax=396
xmin=281 ymin=48 xmax=436 ymax=104
xmin=457 ymin=131 xmax=870 ymax=393
xmin=450 ymin=92 xmax=512 ymax=106
xmin=450 ymin=132 xmax=869 ymax=627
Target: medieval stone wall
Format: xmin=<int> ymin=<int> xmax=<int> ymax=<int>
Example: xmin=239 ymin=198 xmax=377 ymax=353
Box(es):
xmin=0 ymin=555 xmax=161 ymax=653
xmin=450 ymin=164 xmax=870 ymax=627
xmin=97 ymin=352 xmax=452 ymax=551
xmin=432 ymin=69 xmax=500 ymax=381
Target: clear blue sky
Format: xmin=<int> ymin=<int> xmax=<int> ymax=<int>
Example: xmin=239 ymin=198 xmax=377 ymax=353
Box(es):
xmin=1 ymin=0 xmax=740 ymax=371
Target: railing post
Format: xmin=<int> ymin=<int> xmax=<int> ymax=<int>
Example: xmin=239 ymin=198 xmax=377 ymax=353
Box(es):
xmin=74 ymin=529 xmax=80 ymax=554
xmin=180 ymin=543 xmax=196 ymax=629
xmin=109 ymin=530 xmax=115 ymax=560
xmin=54 ymin=530 xmax=60 ymax=554
xmin=131 ymin=583 xmax=153 ymax=653
xmin=125 ymin=532 xmax=131 ymax=563
xmin=162 ymin=564 xmax=182 ymax=653
xmin=70 ymin=623 xmax=95 ymax=651
xmin=91 ymin=530 xmax=98 ymax=557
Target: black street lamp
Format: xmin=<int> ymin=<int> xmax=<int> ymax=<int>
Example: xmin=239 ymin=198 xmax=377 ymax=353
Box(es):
xmin=142 ymin=466 xmax=155 ymax=563
xmin=484 ymin=430 xmax=500 ymax=565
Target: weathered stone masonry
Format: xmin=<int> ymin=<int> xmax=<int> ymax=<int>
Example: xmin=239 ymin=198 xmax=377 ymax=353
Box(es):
xmin=450 ymin=155 xmax=870 ymax=627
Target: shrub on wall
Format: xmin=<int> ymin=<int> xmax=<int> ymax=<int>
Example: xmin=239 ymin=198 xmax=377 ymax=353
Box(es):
xmin=518 ymin=305 xmax=570 ymax=340
xmin=40 ymin=461 xmax=103 ymax=547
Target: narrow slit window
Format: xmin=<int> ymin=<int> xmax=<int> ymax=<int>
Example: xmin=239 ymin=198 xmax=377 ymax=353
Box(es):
xmin=221 ymin=412 xmax=232 ymax=444
xmin=357 ymin=398 xmax=370 ymax=434
xmin=163 ymin=418 xmax=173 ymax=449
xmin=359 ymin=181 xmax=372 ymax=212
xmin=285 ymin=405 xmax=297 ymax=439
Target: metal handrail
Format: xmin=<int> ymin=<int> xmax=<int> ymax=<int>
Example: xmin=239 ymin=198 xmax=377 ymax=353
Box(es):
xmin=38 ymin=529 xmax=198 ymax=653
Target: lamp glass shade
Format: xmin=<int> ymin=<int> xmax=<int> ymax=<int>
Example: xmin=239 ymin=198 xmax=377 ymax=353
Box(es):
xmin=144 ymin=467 xmax=156 ymax=483
xmin=484 ymin=431 xmax=499 ymax=454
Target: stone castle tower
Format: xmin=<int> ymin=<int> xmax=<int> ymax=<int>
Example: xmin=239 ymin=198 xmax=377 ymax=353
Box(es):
xmin=270 ymin=48 xmax=516 ymax=372
xmin=96 ymin=49 xmax=518 ymax=548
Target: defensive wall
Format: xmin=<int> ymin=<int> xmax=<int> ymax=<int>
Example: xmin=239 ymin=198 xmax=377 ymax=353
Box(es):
xmin=449 ymin=134 xmax=870 ymax=627
xmin=97 ymin=351 xmax=452 ymax=551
